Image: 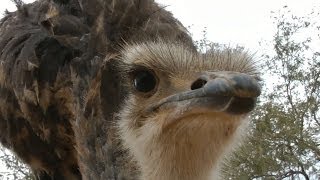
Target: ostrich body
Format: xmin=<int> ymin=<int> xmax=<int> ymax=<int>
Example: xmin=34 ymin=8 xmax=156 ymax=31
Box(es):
xmin=0 ymin=0 xmax=261 ymax=179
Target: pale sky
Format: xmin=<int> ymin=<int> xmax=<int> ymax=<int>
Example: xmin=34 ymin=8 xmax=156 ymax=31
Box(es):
xmin=0 ymin=0 xmax=319 ymax=177
xmin=156 ymin=0 xmax=319 ymax=51
xmin=0 ymin=0 xmax=318 ymax=50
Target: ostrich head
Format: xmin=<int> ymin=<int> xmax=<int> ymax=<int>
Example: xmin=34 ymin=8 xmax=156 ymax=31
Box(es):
xmin=107 ymin=41 xmax=261 ymax=180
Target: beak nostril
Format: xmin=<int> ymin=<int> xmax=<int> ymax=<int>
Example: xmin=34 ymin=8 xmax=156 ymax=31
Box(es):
xmin=191 ymin=78 xmax=207 ymax=90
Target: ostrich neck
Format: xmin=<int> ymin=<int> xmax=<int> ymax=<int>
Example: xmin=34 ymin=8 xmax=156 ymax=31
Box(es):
xmin=136 ymin=120 xmax=237 ymax=180
xmin=141 ymin=151 xmax=220 ymax=180
xmin=120 ymin=113 xmax=244 ymax=180
xmin=138 ymin=135 xmax=224 ymax=180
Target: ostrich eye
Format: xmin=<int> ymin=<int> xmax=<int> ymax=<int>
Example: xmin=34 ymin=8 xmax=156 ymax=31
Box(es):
xmin=133 ymin=70 xmax=157 ymax=93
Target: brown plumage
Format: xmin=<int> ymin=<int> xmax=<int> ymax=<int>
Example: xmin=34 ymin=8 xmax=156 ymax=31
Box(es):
xmin=0 ymin=0 xmax=261 ymax=180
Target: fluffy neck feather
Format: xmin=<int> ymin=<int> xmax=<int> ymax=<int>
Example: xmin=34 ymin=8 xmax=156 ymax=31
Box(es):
xmin=119 ymin=111 xmax=247 ymax=180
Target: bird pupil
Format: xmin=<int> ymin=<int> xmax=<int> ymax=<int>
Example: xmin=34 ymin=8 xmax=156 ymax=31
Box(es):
xmin=134 ymin=71 xmax=156 ymax=93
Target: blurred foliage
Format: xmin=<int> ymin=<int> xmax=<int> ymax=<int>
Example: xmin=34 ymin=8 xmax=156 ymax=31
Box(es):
xmin=221 ymin=6 xmax=320 ymax=180
xmin=0 ymin=146 xmax=34 ymax=180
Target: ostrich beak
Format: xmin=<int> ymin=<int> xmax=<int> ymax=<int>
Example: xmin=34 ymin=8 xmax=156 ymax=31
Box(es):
xmin=144 ymin=71 xmax=261 ymax=116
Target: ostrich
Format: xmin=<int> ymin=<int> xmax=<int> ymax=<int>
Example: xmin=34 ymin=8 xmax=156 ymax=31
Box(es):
xmin=0 ymin=0 xmax=261 ymax=179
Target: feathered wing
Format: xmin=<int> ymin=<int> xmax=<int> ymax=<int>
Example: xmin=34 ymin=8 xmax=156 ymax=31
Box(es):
xmin=0 ymin=1 xmax=84 ymax=179
xmin=0 ymin=0 xmax=194 ymax=179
